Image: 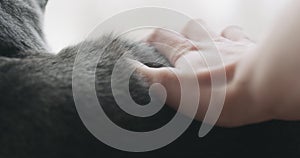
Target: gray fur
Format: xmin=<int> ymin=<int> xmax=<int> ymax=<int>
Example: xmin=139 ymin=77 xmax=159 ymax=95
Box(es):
xmin=1 ymin=0 xmax=300 ymax=158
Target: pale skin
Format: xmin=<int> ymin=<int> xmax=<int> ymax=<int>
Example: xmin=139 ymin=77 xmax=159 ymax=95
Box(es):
xmin=133 ymin=0 xmax=300 ymax=127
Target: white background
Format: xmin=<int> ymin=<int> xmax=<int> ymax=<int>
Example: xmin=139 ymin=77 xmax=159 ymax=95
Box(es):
xmin=44 ymin=0 xmax=291 ymax=53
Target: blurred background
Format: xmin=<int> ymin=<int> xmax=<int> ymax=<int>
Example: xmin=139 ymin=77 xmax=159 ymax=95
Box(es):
xmin=44 ymin=0 xmax=291 ymax=53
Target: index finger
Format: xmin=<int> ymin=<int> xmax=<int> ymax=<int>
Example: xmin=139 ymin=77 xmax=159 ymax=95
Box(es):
xmin=146 ymin=28 xmax=197 ymax=66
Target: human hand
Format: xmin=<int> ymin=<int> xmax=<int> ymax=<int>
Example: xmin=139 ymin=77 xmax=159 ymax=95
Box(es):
xmin=133 ymin=19 xmax=273 ymax=127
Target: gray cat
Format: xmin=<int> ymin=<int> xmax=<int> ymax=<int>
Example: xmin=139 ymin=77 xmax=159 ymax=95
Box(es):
xmin=1 ymin=0 xmax=300 ymax=158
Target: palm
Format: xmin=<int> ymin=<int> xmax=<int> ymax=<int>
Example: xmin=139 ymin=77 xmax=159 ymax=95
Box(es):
xmin=146 ymin=20 xmax=255 ymax=83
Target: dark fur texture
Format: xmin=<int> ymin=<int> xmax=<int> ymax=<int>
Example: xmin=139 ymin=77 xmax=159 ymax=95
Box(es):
xmin=1 ymin=0 xmax=300 ymax=157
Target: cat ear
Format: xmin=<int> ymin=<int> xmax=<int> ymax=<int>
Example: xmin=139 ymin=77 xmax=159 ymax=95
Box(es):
xmin=37 ymin=0 xmax=49 ymax=10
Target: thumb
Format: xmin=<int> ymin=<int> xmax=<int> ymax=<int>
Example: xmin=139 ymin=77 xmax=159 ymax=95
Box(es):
xmin=129 ymin=59 xmax=182 ymax=109
xmin=129 ymin=59 xmax=172 ymax=84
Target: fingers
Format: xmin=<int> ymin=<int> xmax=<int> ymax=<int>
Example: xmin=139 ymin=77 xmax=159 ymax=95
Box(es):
xmin=181 ymin=19 xmax=218 ymax=41
xmin=221 ymin=25 xmax=251 ymax=42
xmin=147 ymin=29 xmax=197 ymax=66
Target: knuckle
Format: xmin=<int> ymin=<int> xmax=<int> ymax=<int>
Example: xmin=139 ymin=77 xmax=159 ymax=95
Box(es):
xmin=171 ymin=40 xmax=197 ymax=63
xmin=174 ymin=39 xmax=197 ymax=52
xmin=226 ymin=25 xmax=242 ymax=31
xmin=184 ymin=19 xmax=206 ymax=30
xmin=147 ymin=28 xmax=163 ymax=42
xmin=222 ymin=25 xmax=243 ymax=36
xmin=213 ymin=36 xmax=226 ymax=42
xmin=194 ymin=18 xmax=206 ymax=25
xmin=187 ymin=18 xmax=205 ymax=25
